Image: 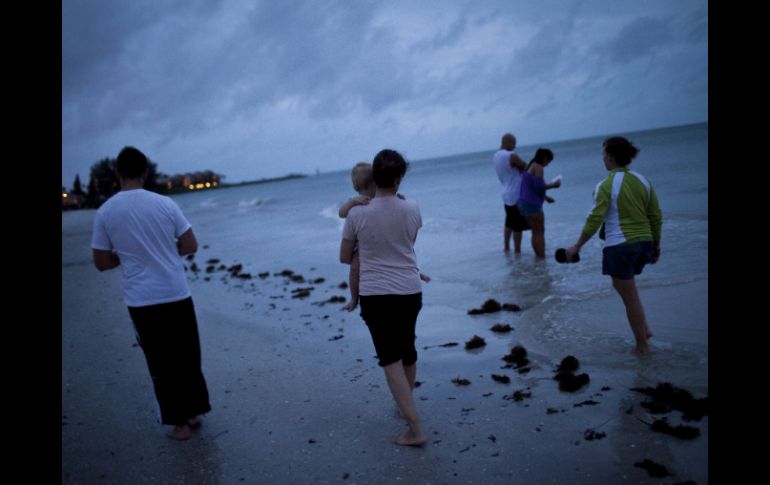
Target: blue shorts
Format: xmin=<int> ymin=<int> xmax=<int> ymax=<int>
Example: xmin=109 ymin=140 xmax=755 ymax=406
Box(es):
xmin=517 ymin=201 xmax=543 ymax=217
xmin=602 ymin=241 xmax=655 ymax=280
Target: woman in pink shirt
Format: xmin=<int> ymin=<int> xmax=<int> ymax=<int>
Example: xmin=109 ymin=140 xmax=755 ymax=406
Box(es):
xmin=340 ymin=149 xmax=427 ymax=447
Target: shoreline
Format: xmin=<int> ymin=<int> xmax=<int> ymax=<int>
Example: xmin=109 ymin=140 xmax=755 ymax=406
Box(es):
xmin=62 ymin=212 xmax=708 ymax=484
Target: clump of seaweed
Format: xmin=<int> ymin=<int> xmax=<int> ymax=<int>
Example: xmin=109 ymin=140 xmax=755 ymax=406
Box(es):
xmin=468 ymin=300 xmax=522 ymax=314
xmin=501 ymin=345 xmax=531 ymax=373
xmin=553 ymin=355 xmax=589 ymax=392
xmin=503 ymin=389 xmax=532 ymax=402
xmin=583 ymin=429 xmax=606 ymax=441
xmin=555 ymin=373 xmax=590 ymax=392
xmin=556 ymin=355 xmax=579 ymax=373
xmin=630 ymin=382 xmax=708 ymax=421
xmin=649 ymin=418 xmax=700 ymax=440
xmin=467 ymin=299 xmax=501 ymax=315
xmin=634 ymin=459 xmax=671 ymax=478
xmin=465 ymin=335 xmax=487 ymax=350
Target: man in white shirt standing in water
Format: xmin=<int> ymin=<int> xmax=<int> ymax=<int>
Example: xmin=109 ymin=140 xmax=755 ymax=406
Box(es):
xmin=91 ymin=146 xmax=211 ymax=441
xmin=493 ymin=133 xmax=530 ymax=253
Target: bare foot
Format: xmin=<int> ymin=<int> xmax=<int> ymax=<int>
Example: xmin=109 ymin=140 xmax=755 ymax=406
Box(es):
xmin=393 ymin=430 xmax=427 ymax=447
xmin=632 ymin=344 xmax=650 ymax=356
xmin=167 ymin=425 xmax=192 ymax=441
xmin=187 ymin=417 xmax=202 ymax=429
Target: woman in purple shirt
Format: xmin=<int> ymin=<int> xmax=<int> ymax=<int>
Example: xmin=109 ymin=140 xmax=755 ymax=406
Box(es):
xmin=517 ymin=148 xmax=561 ymax=257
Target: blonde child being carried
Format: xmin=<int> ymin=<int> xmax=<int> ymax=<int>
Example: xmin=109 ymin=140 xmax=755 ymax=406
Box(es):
xmin=339 ymin=162 xmax=429 ymax=312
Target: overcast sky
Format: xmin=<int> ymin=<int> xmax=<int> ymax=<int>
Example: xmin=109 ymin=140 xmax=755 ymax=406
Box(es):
xmin=62 ymin=0 xmax=707 ymax=187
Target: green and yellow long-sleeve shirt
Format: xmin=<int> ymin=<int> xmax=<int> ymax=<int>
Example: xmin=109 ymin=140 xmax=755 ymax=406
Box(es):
xmin=583 ymin=167 xmax=662 ymax=247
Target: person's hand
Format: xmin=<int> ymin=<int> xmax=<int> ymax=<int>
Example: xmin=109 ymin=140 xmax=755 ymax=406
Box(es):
xmin=651 ymin=244 xmax=661 ymax=264
xmin=551 ymin=180 xmax=561 ymax=189
xmin=353 ymin=196 xmax=371 ymax=206
xmin=545 ymin=195 xmax=555 ymax=204
xmin=341 ymin=299 xmax=358 ymax=312
xmin=565 ymin=246 xmax=580 ymax=262
xmin=419 ymin=273 xmax=431 ymax=282
xmin=396 ymin=193 xmax=406 ymax=200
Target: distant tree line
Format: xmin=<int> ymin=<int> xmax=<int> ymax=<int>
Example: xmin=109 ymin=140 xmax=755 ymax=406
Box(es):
xmin=79 ymin=157 xmax=165 ymax=208
xmin=63 ymin=156 xmax=223 ymax=209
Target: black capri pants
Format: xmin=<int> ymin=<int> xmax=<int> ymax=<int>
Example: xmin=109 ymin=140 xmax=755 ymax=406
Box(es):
xmin=360 ymin=293 xmax=422 ymax=367
xmin=128 ymin=297 xmax=212 ymax=425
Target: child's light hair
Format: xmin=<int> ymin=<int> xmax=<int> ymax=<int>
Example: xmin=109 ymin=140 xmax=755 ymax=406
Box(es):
xmin=351 ymin=162 xmax=374 ymax=194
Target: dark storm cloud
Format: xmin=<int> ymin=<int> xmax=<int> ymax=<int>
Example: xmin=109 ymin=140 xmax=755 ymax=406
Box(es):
xmin=685 ymin=6 xmax=708 ymax=43
xmin=513 ymin=15 xmax=577 ymax=80
xmin=62 ymin=1 xmax=708 ymax=186
xmin=604 ymin=16 xmax=673 ymax=64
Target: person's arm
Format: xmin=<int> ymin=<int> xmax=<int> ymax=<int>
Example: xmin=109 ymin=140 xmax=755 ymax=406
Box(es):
xmin=651 ymin=240 xmax=661 ymax=264
xmin=509 ymin=153 xmax=527 ymax=171
xmin=92 ymin=249 xmax=120 ymax=272
xmin=545 ymin=195 xmax=555 ymax=204
xmin=565 ymin=180 xmax=611 ymax=259
xmin=340 ymin=238 xmax=356 ymax=264
xmin=177 ymin=228 xmax=198 ymax=256
xmin=565 ymin=232 xmax=592 ymax=260
xmin=531 ymin=165 xmax=560 ymax=190
xmin=338 ymin=196 xmax=371 ymax=218
xmin=647 ymin=186 xmax=663 ymax=263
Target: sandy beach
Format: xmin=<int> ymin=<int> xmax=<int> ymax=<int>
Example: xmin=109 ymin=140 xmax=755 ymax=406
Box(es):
xmin=62 ymin=206 xmax=708 ymax=485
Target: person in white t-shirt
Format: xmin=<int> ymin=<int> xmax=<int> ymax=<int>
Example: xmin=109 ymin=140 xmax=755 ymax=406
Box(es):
xmin=493 ymin=133 xmax=532 ymax=252
xmin=340 ymin=149 xmax=427 ymax=447
xmin=91 ymin=146 xmax=211 ymax=441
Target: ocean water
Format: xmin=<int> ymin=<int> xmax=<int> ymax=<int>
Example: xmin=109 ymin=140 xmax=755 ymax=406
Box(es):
xmin=162 ymin=122 xmax=706 ymax=383
xmin=67 ymin=121 xmax=708 ymax=389
xmin=61 ymin=122 xmax=708 ymax=484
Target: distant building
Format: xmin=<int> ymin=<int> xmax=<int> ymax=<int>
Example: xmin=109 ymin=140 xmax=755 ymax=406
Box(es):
xmin=62 ymin=188 xmax=85 ymax=210
xmin=162 ymin=170 xmax=223 ymax=193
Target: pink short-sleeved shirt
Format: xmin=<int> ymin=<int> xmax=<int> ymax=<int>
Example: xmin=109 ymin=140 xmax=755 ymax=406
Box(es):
xmin=342 ymin=196 xmax=422 ymax=296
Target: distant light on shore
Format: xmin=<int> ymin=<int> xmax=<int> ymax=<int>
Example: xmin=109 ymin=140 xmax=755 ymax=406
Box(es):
xmin=186 ymin=182 xmax=219 ymax=191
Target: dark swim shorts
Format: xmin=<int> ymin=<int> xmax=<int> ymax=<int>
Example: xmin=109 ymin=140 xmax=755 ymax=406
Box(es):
xmin=504 ymin=204 xmax=531 ymax=232
xmin=359 ymin=293 xmax=422 ymax=367
xmin=602 ymin=241 xmax=655 ymax=280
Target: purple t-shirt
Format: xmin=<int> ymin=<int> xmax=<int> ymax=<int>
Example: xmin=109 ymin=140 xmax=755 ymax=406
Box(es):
xmin=342 ymin=196 xmax=422 ymax=296
xmin=518 ymin=171 xmax=546 ymax=208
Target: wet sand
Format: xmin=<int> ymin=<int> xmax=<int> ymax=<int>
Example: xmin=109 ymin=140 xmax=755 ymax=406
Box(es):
xmin=62 ymin=213 xmax=708 ymax=484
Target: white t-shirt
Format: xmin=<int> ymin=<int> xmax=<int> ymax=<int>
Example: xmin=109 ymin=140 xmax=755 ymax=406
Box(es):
xmin=91 ymin=189 xmax=192 ymax=307
xmin=493 ymin=149 xmax=523 ymax=206
xmin=342 ymin=196 xmax=422 ymax=296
